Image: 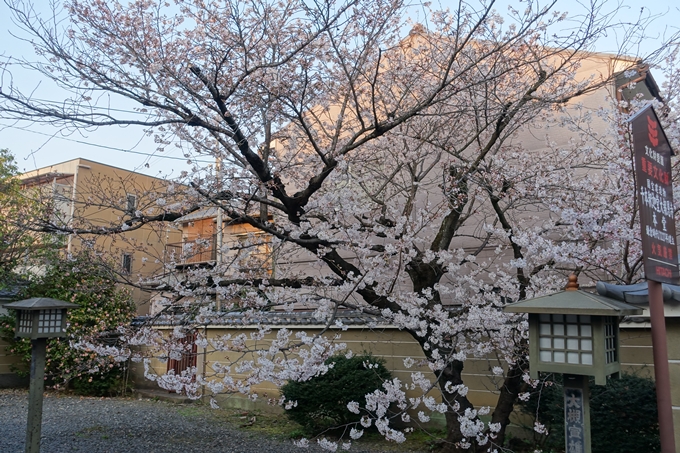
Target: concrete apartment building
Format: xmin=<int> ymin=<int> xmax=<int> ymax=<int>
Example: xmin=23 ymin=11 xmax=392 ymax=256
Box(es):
xmin=0 ymin=158 xmax=182 ymax=387
xmin=18 ymin=158 xmax=181 ymax=313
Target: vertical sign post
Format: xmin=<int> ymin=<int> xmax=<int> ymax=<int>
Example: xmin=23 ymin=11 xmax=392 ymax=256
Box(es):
xmin=630 ymin=104 xmax=678 ymax=453
xmin=564 ymin=374 xmax=591 ymax=453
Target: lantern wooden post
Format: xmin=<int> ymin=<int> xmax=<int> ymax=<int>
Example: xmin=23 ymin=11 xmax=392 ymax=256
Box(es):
xmin=26 ymin=338 xmax=47 ymax=453
xmin=564 ymin=374 xmax=591 ymax=453
xmin=647 ymin=280 xmax=675 ymax=453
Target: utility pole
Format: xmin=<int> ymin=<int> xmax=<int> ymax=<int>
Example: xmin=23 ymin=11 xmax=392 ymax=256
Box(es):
xmin=215 ymin=157 xmax=223 ymax=311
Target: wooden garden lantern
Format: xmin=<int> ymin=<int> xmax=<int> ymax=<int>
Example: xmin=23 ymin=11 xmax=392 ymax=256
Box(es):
xmin=4 ymin=297 xmax=78 ymax=340
xmin=3 ymin=297 xmax=77 ymax=453
xmin=503 ymin=275 xmax=642 ymax=453
xmin=504 ymin=275 xmax=642 ymax=385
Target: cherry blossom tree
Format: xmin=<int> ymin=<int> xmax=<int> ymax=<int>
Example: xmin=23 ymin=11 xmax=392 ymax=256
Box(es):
xmin=1 ymin=0 xmax=678 ymax=451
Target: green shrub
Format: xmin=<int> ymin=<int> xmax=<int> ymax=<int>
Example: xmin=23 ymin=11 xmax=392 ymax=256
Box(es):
xmin=0 ymin=252 xmax=135 ymax=396
xmin=281 ymin=353 xmax=392 ymax=434
xmin=520 ymin=373 xmax=659 ymax=453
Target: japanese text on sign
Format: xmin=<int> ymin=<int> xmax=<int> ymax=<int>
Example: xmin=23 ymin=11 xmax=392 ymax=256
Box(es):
xmin=631 ymin=105 xmax=679 ymax=284
xmin=564 ymin=388 xmax=585 ymax=453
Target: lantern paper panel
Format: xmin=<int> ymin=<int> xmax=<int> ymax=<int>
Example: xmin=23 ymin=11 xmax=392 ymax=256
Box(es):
xmin=17 ymin=310 xmax=33 ymax=336
xmin=38 ymin=309 xmax=64 ymax=335
xmin=604 ymin=317 xmax=617 ymax=364
xmin=538 ymin=314 xmax=594 ymax=366
xmin=14 ymin=308 xmax=69 ymax=339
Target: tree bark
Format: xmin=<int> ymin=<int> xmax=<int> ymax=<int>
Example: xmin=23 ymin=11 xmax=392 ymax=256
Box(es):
xmin=488 ymin=355 xmax=529 ymax=450
xmin=436 ymin=360 xmax=477 ymax=453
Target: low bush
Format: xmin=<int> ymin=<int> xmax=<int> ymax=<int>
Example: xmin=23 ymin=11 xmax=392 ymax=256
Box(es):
xmin=281 ymin=353 xmax=392 ymax=434
xmin=520 ymin=373 xmax=659 ymax=453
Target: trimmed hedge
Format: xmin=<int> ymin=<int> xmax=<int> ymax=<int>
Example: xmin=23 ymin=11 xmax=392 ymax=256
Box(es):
xmin=281 ymin=353 xmax=391 ymax=434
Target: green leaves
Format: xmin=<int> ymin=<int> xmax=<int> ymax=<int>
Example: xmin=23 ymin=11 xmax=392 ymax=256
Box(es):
xmin=0 ymin=252 xmax=136 ymax=396
xmin=281 ymin=353 xmax=391 ymax=434
xmin=0 ymin=149 xmax=48 ymax=285
xmin=520 ymin=373 xmax=660 ymax=453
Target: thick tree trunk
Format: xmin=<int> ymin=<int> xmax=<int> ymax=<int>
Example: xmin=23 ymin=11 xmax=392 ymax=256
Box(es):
xmin=488 ymin=357 xmax=528 ymax=449
xmin=433 ymin=360 xmax=477 ymax=453
xmin=441 ymin=412 xmax=473 ymax=453
xmin=417 ymin=339 xmax=527 ymax=453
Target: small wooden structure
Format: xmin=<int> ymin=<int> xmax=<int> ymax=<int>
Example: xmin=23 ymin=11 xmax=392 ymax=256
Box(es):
xmin=5 ymin=298 xmax=77 ymax=339
xmin=504 ymin=275 xmax=642 ymax=385
xmin=504 ymin=275 xmax=642 ymax=453
xmin=3 ymin=297 xmax=77 ymax=453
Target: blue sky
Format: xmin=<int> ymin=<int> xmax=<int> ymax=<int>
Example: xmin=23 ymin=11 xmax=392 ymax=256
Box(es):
xmin=0 ymin=0 xmax=678 ymax=177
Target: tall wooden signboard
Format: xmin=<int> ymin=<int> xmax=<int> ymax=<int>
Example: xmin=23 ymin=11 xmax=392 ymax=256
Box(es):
xmin=630 ymin=104 xmax=678 ymax=453
xmin=631 ymin=105 xmax=679 ymax=283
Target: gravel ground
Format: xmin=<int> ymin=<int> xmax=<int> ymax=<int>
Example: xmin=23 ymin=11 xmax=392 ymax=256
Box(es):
xmin=0 ymin=389 xmax=329 ymax=453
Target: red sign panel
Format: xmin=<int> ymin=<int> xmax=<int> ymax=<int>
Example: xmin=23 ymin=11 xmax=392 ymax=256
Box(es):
xmin=630 ymin=105 xmax=679 ymax=284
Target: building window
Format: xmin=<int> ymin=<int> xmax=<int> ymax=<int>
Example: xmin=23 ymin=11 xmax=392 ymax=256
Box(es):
xmin=122 ymin=253 xmax=132 ymax=274
xmin=126 ymin=194 xmax=137 ymax=214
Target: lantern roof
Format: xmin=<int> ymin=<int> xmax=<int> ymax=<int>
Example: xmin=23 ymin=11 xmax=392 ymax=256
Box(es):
xmin=3 ymin=297 xmax=79 ymax=311
xmin=504 ymin=276 xmax=642 ymax=316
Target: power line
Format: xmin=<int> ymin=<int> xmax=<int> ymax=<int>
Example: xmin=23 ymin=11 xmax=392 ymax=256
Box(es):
xmin=14 ymin=96 xmax=170 ymax=117
xmin=6 ymin=127 xmax=215 ymax=164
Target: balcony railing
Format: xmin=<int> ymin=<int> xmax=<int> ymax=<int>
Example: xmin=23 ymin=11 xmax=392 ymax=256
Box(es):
xmin=165 ymin=234 xmax=273 ymax=277
xmin=165 ymin=235 xmax=217 ymax=265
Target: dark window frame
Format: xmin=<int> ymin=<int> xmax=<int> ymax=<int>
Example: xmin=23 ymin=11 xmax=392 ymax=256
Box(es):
xmin=122 ymin=253 xmax=132 ymax=274
xmin=126 ymin=194 xmax=137 ymax=214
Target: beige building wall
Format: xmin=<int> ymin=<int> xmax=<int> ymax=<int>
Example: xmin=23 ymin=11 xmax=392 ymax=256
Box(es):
xmin=133 ymin=323 xmax=526 ymax=428
xmin=620 ymin=319 xmax=680 ymax=444
xmin=20 ymin=158 xmax=181 ymax=313
xmin=268 ymin=52 xmax=653 ymax=303
xmin=130 ymin=319 xmax=673 ymax=435
xmin=134 ymin=325 xmax=448 ymax=424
